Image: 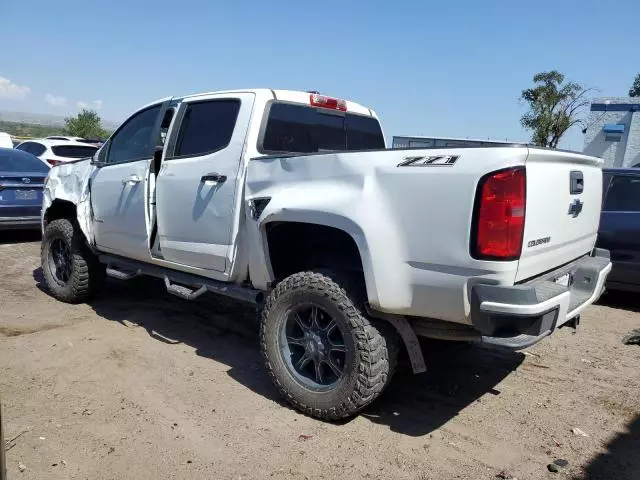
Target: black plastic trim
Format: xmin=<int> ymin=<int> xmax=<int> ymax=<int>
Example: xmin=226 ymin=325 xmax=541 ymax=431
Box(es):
xmin=99 ymin=254 xmax=264 ymax=305
xmin=470 ymin=283 xmax=562 ymax=337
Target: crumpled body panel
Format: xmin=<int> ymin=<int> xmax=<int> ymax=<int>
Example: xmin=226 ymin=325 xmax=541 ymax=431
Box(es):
xmin=42 ymin=159 xmax=96 ymax=244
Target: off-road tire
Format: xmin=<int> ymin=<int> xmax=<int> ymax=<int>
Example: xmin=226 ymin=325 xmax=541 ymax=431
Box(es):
xmin=41 ymin=218 xmax=104 ymax=303
xmin=261 ymin=271 xmax=395 ymax=420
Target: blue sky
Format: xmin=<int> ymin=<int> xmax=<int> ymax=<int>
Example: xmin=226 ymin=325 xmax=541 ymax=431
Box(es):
xmin=1 ymin=0 xmax=638 ymax=149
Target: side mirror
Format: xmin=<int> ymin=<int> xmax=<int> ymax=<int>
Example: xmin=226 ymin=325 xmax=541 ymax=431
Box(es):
xmin=91 ymin=142 xmax=109 ymax=166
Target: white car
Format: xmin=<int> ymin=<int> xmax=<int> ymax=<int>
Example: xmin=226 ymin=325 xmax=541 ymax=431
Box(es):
xmin=41 ymin=89 xmax=611 ymax=420
xmin=0 ymin=132 xmax=13 ymax=149
xmin=15 ymin=138 xmax=99 ymax=166
xmin=44 ymin=136 xmax=88 ymax=142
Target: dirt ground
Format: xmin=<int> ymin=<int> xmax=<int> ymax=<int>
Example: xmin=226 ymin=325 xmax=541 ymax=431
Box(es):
xmin=1 ymin=232 xmax=639 ymax=480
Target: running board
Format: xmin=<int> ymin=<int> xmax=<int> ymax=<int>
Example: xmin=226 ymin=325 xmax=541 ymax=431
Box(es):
xmin=163 ymin=277 xmax=207 ymax=301
xmin=106 ymin=266 xmax=140 ymax=281
xmin=98 ymin=254 xmax=264 ymax=305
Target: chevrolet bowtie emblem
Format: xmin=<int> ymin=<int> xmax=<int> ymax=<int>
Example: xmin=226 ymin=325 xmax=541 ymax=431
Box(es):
xmin=568 ymin=199 xmax=583 ymax=218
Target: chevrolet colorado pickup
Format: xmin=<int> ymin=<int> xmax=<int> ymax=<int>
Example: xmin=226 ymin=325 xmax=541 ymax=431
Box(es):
xmin=41 ymin=89 xmax=612 ymax=420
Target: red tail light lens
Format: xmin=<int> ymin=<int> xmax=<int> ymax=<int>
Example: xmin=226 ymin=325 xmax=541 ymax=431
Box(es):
xmin=474 ymin=167 xmax=526 ymax=260
xmin=309 ymin=94 xmax=347 ymax=111
xmin=46 ymin=159 xmax=61 ymax=166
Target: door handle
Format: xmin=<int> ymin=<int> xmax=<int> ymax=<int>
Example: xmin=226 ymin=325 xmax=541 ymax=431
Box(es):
xmin=121 ymin=174 xmax=141 ymax=185
xmin=570 ymin=171 xmax=584 ymax=194
xmin=200 ymin=173 xmax=227 ymax=184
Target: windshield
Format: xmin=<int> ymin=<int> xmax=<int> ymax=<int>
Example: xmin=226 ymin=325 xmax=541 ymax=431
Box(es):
xmin=52 ymin=145 xmax=98 ymax=158
xmin=0 ymin=149 xmax=49 ymax=173
xmin=261 ymin=103 xmax=385 ymax=154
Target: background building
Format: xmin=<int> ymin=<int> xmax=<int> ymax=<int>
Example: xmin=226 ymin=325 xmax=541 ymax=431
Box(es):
xmin=392 ymin=135 xmax=521 ymax=149
xmin=583 ymin=97 xmax=640 ymax=168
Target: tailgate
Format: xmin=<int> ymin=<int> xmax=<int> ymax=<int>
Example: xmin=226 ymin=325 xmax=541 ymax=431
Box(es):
xmin=516 ymin=148 xmax=604 ymax=282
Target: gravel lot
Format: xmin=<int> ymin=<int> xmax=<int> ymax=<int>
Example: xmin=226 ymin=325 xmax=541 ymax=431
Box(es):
xmin=1 ymin=232 xmax=639 ymax=480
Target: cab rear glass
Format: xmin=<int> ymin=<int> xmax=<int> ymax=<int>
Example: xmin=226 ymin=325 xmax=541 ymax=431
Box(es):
xmin=51 ymin=145 xmax=99 ymax=158
xmin=261 ymin=102 xmax=384 ymax=154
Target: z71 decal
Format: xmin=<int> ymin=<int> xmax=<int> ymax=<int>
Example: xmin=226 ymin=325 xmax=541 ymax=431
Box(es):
xmin=397 ymin=155 xmax=460 ymax=167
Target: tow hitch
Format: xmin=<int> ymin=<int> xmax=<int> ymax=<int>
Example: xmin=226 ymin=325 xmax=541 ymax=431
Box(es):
xmin=562 ymin=315 xmax=581 ymax=330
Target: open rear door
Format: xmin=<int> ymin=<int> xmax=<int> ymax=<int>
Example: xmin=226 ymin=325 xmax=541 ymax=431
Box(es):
xmin=154 ymin=92 xmax=255 ymax=273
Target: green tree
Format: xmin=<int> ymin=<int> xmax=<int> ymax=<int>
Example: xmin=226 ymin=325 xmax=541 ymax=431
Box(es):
xmin=64 ymin=109 xmax=108 ymax=139
xmin=629 ymin=73 xmax=640 ymax=97
xmin=520 ymin=71 xmax=592 ymax=148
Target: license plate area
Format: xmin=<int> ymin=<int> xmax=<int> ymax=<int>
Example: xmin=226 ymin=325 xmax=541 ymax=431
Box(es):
xmin=554 ymin=272 xmax=573 ymax=287
xmin=15 ymin=190 xmax=38 ymax=200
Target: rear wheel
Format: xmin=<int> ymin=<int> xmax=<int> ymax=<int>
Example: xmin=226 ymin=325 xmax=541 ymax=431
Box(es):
xmin=261 ymin=271 xmax=395 ymax=420
xmin=41 ymin=218 xmax=104 ymax=303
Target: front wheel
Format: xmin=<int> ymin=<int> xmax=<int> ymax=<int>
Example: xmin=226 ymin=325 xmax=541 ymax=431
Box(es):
xmin=41 ymin=218 xmax=104 ymax=303
xmin=261 ymin=271 xmax=395 ymax=420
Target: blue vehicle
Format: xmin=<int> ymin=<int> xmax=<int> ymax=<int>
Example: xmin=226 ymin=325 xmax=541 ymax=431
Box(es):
xmin=597 ymin=168 xmax=640 ymax=292
xmin=0 ymin=147 xmax=49 ymax=231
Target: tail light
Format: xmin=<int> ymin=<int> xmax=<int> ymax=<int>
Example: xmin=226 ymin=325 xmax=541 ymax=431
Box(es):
xmin=310 ymin=94 xmax=347 ymax=111
xmin=46 ymin=159 xmax=61 ymax=166
xmin=472 ymin=167 xmax=526 ymax=260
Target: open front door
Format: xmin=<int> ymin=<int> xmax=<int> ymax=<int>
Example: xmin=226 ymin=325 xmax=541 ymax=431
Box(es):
xmin=90 ymin=100 xmax=171 ymax=262
xmin=154 ymin=92 xmax=255 ymax=272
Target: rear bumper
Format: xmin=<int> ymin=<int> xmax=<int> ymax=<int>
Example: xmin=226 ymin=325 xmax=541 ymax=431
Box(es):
xmin=0 ymin=216 xmax=41 ymax=230
xmin=470 ymin=248 xmax=612 ymax=350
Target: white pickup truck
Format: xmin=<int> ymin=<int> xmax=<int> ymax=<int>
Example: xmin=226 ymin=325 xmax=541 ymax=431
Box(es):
xmin=41 ymin=89 xmax=612 ymax=420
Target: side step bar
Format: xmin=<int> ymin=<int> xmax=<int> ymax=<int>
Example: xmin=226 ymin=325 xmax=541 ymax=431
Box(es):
xmin=106 ymin=266 xmax=140 ymax=281
xmin=100 ymin=254 xmax=264 ymax=305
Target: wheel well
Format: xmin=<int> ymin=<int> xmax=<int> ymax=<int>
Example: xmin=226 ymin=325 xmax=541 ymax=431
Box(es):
xmin=264 ymin=222 xmax=422 ymax=372
xmin=265 ymin=222 xmax=364 ymax=282
xmin=43 ymin=200 xmax=77 ymax=228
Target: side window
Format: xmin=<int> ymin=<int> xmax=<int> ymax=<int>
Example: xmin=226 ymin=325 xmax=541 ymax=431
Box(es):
xmin=106 ymin=105 xmax=161 ymax=164
xmin=16 ymin=142 xmax=46 ymax=156
xmin=16 ymin=142 xmax=34 ymax=154
xmin=171 ymin=99 xmax=240 ymax=158
xmin=31 ymin=143 xmax=47 ymax=156
xmin=603 ymin=175 xmax=640 ymax=212
xmin=602 ymin=173 xmax=612 ymax=204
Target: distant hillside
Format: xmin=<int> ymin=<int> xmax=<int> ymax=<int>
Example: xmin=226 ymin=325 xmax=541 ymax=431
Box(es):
xmin=0 ymin=120 xmax=66 ymax=138
xmin=0 ymin=110 xmax=121 ymax=131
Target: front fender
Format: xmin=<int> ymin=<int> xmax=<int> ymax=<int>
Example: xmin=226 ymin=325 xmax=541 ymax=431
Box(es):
xmin=42 ymin=159 xmax=95 ymax=243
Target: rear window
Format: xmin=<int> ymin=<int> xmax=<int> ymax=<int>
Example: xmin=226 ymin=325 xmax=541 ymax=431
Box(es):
xmin=0 ymin=150 xmax=49 ymax=173
xmin=603 ymin=175 xmax=640 ymax=212
xmin=261 ymin=103 xmax=385 ymax=154
xmin=51 ymin=145 xmax=98 ymax=158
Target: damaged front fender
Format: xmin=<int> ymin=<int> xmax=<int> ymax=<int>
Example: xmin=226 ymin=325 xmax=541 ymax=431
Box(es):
xmin=42 ymin=159 xmax=97 ymax=244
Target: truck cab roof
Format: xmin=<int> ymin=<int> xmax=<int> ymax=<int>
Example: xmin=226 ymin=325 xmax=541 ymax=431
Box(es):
xmin=142 ymin=89 xmax=376 ymax=118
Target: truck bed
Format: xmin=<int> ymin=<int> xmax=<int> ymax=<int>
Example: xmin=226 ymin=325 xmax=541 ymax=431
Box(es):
xmin=246 ymin=145 xmax=604 ymax=324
